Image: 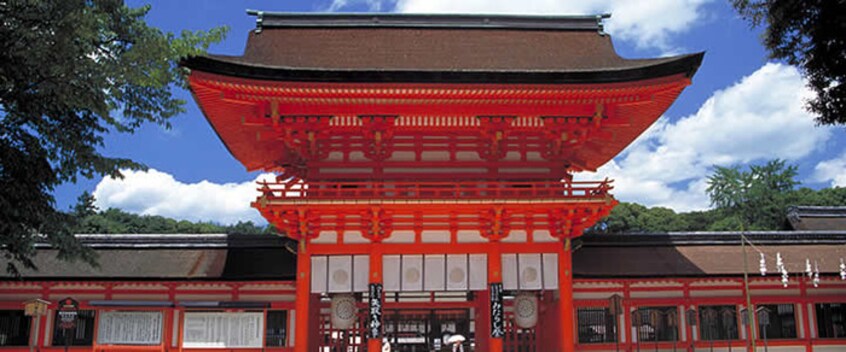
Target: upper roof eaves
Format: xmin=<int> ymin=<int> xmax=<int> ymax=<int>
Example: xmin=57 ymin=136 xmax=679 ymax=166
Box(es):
xmin=246 ymin=11 xmax=611 ymax=33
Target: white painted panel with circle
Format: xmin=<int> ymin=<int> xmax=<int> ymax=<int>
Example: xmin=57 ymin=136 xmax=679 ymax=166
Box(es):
xmin=513 ymin=293 xmax=539 ymax=328
xmin=542 ymin=253 xmax=559 ymax=290
xmin=502 ymin=254 xmax=518 ymax=290
xmin=330 ymin=294 xmax=357 ymax=329
xmin=401 ymin=255 xmax=424 ymax=291
xmin=328 ymin=256 xmax=353 ymax=293
xmin=383 ymin=255 xmax=401 ymax=292
xmin=518 ymin=254 xmax=542 ymax=290
xmin=424 ymin=255 xmax=446 ymax=291
xmin=469 ymin=254 xmax=488 ymax=290
xmin=353 ymin=255 xmax=369 ymax=293
xmin=310 ymin=256 xmax=327 ymax=294
xmin=446 ymin=254 xmax=469 ymax=291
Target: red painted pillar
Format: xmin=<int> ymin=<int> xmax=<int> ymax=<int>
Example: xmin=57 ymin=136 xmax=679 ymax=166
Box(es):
xmin=489 ymin=242 xmax=503 ymax=352
xmin=476 ymin=288 xmax=491 ymax=352
xmin=559 ymin=238 xmax=575 ymax=352
xmin=367 ymin=244 xmax=384 ymax=352
xmin=294 ymin=239 xmax=311 ymax=352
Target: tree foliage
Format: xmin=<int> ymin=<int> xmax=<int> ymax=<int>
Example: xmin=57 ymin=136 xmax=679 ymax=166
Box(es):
xmin=731 ymin=0 xmax=846 ymax=126
xmin=591 ymin=159 xmax=846 ymax=233
xmin=70 ymin=193 xmax=275 ymax=235
xmin=0 ymin=0 xmax=227 ymax=273
xmin=706 ymin=159 xmax=798 ymax=230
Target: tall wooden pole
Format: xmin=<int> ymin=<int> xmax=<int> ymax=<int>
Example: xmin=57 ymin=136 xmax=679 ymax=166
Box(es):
xmin=559 ymin=238 xmax=576 ymax=352
xmin=294 ymin=239 xmax=311 ymax=352
xmin=741 ymin=233 xmax=757 ymax=352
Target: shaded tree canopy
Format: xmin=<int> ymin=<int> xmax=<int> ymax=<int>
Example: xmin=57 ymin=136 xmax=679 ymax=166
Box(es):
xmin=0 ymin=0 xmax=226 ymax=274
xmin=71 ymin=192 xmax=275 ymax=235
xmin=732 ymin=0 xmax=846 ymax=126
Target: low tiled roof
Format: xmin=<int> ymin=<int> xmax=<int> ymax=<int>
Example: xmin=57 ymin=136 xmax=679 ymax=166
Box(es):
xmin=787 ymin=206 xmax=846 ymax=231
xmin=3 ymin=235 xmax=296 ymax=281
xmin=5 ymin=232 xmax=844 ymax=281
xmin=574 ymin=232 xmax=846 ymax=278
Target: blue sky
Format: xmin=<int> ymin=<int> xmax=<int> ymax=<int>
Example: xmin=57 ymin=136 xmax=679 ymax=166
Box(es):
xmin=53 ymin=0 xmax=846 ymax=224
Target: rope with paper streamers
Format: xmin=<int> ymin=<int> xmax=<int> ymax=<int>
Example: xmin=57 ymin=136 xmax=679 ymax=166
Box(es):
xmin=746 ymin=234 xmax=845 ymax=288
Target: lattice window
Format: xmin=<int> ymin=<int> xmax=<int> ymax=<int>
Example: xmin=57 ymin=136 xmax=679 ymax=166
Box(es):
xmin=577 ymin=307 xmax=616 ymax=343
xmin=0 ymin=310 xmax=30 ymax=346
xmin=698 ymin=305 xmax=739 ymax=341
xmin=757 ymin=304 xmax=796 ymax=339
xmin=52 ymin=310 xmax=96 ymax=346
xmin=265 ymin=310 xmax=288 ymax=347
xmin=633 ymin=306 xmax=679 ymax=342
xmin=815 ymin=303 xmax=846 ymax=339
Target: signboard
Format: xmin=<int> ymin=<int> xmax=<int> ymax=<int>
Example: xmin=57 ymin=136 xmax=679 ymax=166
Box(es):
xmin=97 ymin=311 xmax=163 ymax=345
xmin=369 ymin=283 xmax=383 ymax=338
xmin=57 ymin=297 xmax=79 ymax=330
xmin=23 ymin=299 xmax=49 ymax=317
xmin=490 ymin=283 xmax=504 ymax=338
xmin=183 ymin=312 xmax=263 ymax=348
xmin=608 ymin=294 xmax=623 ymax=316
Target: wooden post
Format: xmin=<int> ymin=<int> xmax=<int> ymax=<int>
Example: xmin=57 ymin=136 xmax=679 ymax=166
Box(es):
xmin=294 ymin=239 xmax=311 ymax=352
xmin=368 ymin=244 xmax=384 ymax=352
xmin=489 ymin=243 xmax=503 ymax=352
xmin=560 ymin=238 xmax=575 ymax=352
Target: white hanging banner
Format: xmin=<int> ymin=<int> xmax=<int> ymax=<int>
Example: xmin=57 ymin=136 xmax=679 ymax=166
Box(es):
xmin=183 ymin=312 xmax=263 ymax=348
xmin=97 ymin=311 xmax=163 ymax=345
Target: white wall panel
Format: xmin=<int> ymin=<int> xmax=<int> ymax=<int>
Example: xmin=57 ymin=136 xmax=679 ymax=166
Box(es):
xmin=518 ymin=254 xmax=542 ymax=290
xmin=542 ymin=253 xmax=559 ymax=290
xmin=446 ymin=254 xmax=469 ymax=291
xmin=502 ymin=254 xmax=518 ymax=290
xmin=383 ymin=255 xmax=401 ymax=292
xmin=401 ymin=255 xmax=423 ymax=291
xmin=328 ymin=256 xmax=353 ymax=293
xmin=469 ymin=254 xmax=488 ymax=290
xmin=353 ymin=255 xmax=369 ymax=292
xmin=424 ymin=255 xmax=446 ymax=291
xmin=310 ymin=256 xmax=327 ymax=293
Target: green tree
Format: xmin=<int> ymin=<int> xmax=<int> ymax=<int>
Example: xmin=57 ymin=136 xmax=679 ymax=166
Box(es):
xmin=706 ymin=159 xmax=798 ymax=230
xmin=589 ymin=202 xmax=695 ymax=234
xmin=0 ymin=0 xmax=227 ymax=273
xmin=731 ymin=0 xmax=846 ymax=126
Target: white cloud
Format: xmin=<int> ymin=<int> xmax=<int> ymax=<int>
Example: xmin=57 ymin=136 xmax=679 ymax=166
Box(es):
xmin=578 ymin=63 xmax=831 ymax=211
xmin=327 ymin=0 xmax=713 ymax=52
xmin=92 ymin=169 xmax=274 ymax=225
xmin=813 ymin=152 xmax=846 ymax=187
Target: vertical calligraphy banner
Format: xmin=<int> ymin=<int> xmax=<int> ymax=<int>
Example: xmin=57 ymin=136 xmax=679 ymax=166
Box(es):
xmin=490 ymin=282 xmax=504 ymax=338
xmin=368 ymin=283 xmax=383 ymax=339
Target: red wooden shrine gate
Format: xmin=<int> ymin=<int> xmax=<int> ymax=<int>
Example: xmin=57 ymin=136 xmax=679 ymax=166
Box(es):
xmin=184 ymin=11 xmax=702 ymax=352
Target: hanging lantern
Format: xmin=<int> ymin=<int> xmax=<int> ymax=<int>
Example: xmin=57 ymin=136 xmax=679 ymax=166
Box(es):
xmin=513 ymin=292 xmax=538 ymax=329
xmin=813 ymin=261 xmax=820 ymax=288
xmin=330 ymin=293 xmax=358 ymax=330
xmin=840 ymin=259 xmax=845 ymax=281
xmin=759 ymin=253 xmax=767 ymax=276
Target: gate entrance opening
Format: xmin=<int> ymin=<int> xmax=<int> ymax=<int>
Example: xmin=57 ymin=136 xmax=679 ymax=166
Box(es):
xmin=384 ymin=308 xmax=474 ymax=352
